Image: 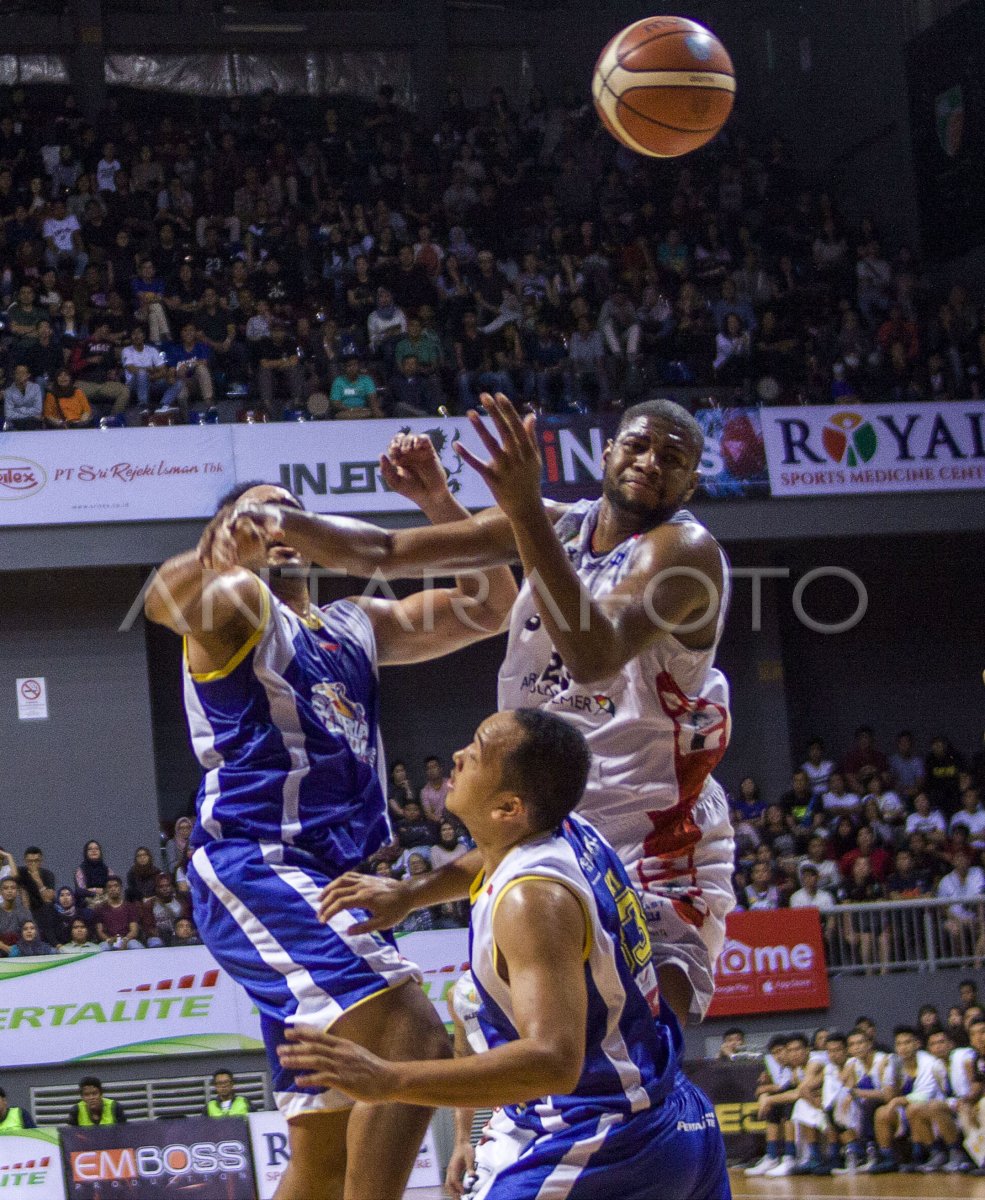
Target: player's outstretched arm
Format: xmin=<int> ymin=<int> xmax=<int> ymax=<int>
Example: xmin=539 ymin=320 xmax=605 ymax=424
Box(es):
xmin=446 ymin=985 xmax=478 ymax=1198
xmin=318 ymin=848 xmax=481 ymax=930
xmin=456 ymin=392 xmax=721 ymax=683
xmin=281 ymin=878 xmax=588 ymax=1109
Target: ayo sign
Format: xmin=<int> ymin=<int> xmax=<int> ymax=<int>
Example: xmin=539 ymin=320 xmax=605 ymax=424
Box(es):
xmin=762 ymin=400 xmax=985 ymax=495
xmin=707 ymin=909 xmax=829 ymax=1017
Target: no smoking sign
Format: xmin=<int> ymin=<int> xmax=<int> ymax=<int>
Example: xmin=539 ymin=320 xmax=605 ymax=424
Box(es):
xmin=16 ymin=676 xmax=48 ymax=720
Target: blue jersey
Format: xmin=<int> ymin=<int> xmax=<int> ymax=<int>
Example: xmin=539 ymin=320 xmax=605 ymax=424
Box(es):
xmin=183 ymin=585 xmax=388 ymax=873
xmin=468 ymin=812 xmax=681 ymax=1133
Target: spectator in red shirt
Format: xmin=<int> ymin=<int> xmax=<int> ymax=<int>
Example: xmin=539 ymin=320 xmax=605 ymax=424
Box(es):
xmin=839 ymin=726 xmax=889 ymax=793
xmin=839 ymin=826 xmax=892 ymax=883
xmin=94 ymin=876 xmax=144 ymax=950
xmin=876 ymin=306 xmax=919 ymax=361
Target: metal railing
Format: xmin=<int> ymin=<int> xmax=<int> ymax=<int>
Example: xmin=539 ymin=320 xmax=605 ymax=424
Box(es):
xmin=822 ymin=895 xmax=985 ymax=976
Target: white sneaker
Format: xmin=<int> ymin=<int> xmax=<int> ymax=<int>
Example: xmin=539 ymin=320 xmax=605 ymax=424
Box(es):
xmin=744 ymin=1154 xmax=781 ymax=1176
xmin=765 ymin=1156 xmax=797 ymax=1177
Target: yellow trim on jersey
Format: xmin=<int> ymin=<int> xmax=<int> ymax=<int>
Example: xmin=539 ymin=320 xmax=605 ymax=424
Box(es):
xmin=469 ymin=870 xmax=487 ymax=905
xmin=184 ymin=585 xmax=270 ymax=683
xmin=490 ymin=874 xmax=593 ymax=976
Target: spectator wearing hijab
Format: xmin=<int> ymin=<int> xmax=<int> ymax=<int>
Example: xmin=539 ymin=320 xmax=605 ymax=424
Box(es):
xmin=74 ymin=840 xmax=111 ymax=908
xmin=164 ymin=817 xmax=193 ymax=877
xmin=125 ymin=847 xmax=159 ymax=902
xmin=51 ymin=887 xmax=90 ymax=946
xmin=7 ymin=919 xmax=55 ymax=957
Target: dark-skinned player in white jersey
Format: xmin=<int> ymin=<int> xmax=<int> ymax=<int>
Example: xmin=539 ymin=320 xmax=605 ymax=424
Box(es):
xmin=211 ymin=393 xmax=734 ymax=1024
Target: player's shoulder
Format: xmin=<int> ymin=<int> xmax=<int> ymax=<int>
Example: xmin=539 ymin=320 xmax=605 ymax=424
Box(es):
xmin=637 ymin=513 xmax=723 ymax=571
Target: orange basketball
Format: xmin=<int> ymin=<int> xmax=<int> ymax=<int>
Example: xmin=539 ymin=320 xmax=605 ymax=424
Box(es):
xmin=592 ymin=16 xmax=735 ymax=158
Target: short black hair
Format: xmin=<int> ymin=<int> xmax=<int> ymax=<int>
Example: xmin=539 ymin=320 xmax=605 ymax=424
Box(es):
xmin=767 ymin=1035 xmax=787 ymax=1052
xmin=214 ymin=480 xmax=302 ymax=514
xmin=893 ymin=1025 xmax=920 ymax=1041
xmin=0 ymin=1087 xmax=6 ymax=1098
xmin=960 ymin=979 xmax=978 ymax=992
xmin=616 ymin=397 xmax=704 ymax=463
xmin=212 ymin=1069 xmax=234 ymax=1081
xmin=969 ymin=1016 xmax=985 ymax=1033
xmin=499 ymin=710 xmax=591 ymax=833
xmin=79 ymin=1076 xmax=102 ymax=1092
xmin=854 ymin=725 xmax=873 ymax=737
xmin=106 ymin=875 xmax=122 ymax=885
xmin=825 ymin=1031 xmax=847 ymax=1045
xmin=24 ymin=846 xmax=42 ymax=857
xmin=786 ymin=1033 xmax=808 ymax=1048
xmin=724 ymin=1027 xmax=744 ymax=1039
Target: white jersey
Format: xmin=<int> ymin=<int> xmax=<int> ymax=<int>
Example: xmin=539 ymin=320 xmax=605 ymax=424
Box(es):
xmin=949 ymin=1046 xmax=976 ymax=1099
xmin=844 ymin=1050 xmax=894 ymax=1091
xmin=451 ymin=970 xmax=488 ymax=1054
xmin=498 ymin=500 xmax=732 ymax=871
xmin=902 ymin=1050 xmax=947 ymax=1103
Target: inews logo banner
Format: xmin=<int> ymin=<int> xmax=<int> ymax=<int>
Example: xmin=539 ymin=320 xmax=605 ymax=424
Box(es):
xmin=707 ymin=908 xmax=829 ymax=1017
xmin=761 ymin=400 xmax=985 ymax=496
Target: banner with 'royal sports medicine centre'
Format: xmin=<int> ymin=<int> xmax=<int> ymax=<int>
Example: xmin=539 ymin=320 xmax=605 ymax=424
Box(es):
xmin=761 ymin=400 xmax=985 ymax=496
xmin=0 ymin=931 xmax=468 ymax=1069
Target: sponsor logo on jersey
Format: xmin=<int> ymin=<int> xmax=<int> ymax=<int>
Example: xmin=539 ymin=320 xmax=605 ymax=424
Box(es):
xmin=311 ymin=681 xmax=373 ymax=762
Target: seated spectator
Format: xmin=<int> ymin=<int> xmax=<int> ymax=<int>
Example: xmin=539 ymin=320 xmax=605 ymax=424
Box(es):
xmin=42 ymin=196 xmax=88 ymax=278
xmin=24 ymin=320 xmax=66 ymax=391
xmin=837 ymin=857 xmax=890 ymax=972
xmin=863 ymin=774 xmax=905 ymax=831
xmin=387 ymin=354 xmax=432 ymax=417
xmin=420 ymin=755 xmax=451 ymax=822
xmin=743 ymin=861 xmax=781 ymax=910
xmin=430 ymin=819 xmax=470 ymax=870
xmin=714 ymin=313 xmax=753 ymax=383
xmin=777 ymin=770 xmax=813 ymax=822
xmin=172 ymin=916 xmax=201 ymax=947
xmin=937 ymin=849 xmax=985 ymax=960
xmin=0 ymin=879 xmax=32 ymax=953
xmin=387 ymin=760 xmax=416 ymax=820
xmin=257 ymin=321 xmax=304 ymax=417
xmin=7 ymin=919 xmax=55 ymax=957
xmin=885 ymin=848 xmax=933 ymax=899
xmin=717 ymin=1028 xmax=747 ymax=1060
xmin=204 ymin=1069 xmax=253 ymax=1118
xmin=330 ymin=356 xmax=382 ymax=419
xmin=367 ymin=287 xmax=408 ymax=365
xmin=0 ymin=849 xmax=18 ymax=883
xmin=131 ymin=258 xmax=171 ymax=344
xmin=821 ymin=772 xmax=863 ymax=820
xmin=760 ymin=804 xmax=797 ymax=859
xmin=144 ymin=872 xmax=188 ymax=947
xmin=75 ymin=840 xmax=111 ymax=908
xmin=164 ymin=816 xmax=193 ymax=877
xmin=839 ymin=726 xmax=890 ymax=794
xmin=840 ymin=827 xmax=892 ymax=883
xmin=802 ymin=738 xmax=834 ymax=799
xmin=125 ymin=846 xmax=159 ymax=903
xmin=18 ymin=846 xmax=56 ymax=939
xmin=44 ymin=367 xmax=93 ymax=428
xmin=59 ymin=916 xmax=103 ymax=954
xmin=790 ymin=863 xmax=836 ymax=911
xmin=951 ymin=787 xmax=985 ymax=848
xmin=394 ymin=799 xmax=439 ymax=851
xmin=393 ymin=314 xmax=443 ymax=408
xmin=906 ymin=792 xmax=947 ymax=841
xmin=51 ymin=887 xmax=88 ymax=946
xmin=69 ymin=321 xmax=130 ymax=416
xmin=0 ymin=1085 xmax=36 ymax=1130
xmin=121 ymin=326 xmax=171 ymax=409
xmin=94 ymin=875 xmax=144 ymax=950
xmin=800 ymin=834 xmax=842 ymax=893
xmin=960 ymin=979 xmax=980 ymax=1011
xmin=164 ymin=321 xmax=214 ymax=417
xmin=889 ymin=731 xmax=923 ymax=799
xmin=925 ymin=736 xmax=964 ymax=814
xmin=68 ymin=1077 xmax=126 ymax=1126
xmin=395 ymin=853 xmax=438 ymax=932
xmin=567 ymin=312 xmax=609 ymax=410
xmin=526 ymin=318 xmax=569 ymax=412
xmin=3 ymin=363 xmax=43 ymax=430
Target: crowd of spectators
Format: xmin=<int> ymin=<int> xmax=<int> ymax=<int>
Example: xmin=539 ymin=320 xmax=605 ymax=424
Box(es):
xmin=729 ymin=725 xmax=985 ymax=970
xmin=717 ymin=981 xmax=985 ymax=1176
xmin=0 ymin=755 xmax=470 ymax=955
xmin=1 ymin=80 xmax=983 ymax=431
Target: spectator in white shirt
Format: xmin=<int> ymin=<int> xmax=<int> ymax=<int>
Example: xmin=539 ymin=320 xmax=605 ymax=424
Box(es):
xmin=905 ymin=792 xmax=948 ymax=842
xmin=864 ymin=774 xmax=905 ymax=829
xmin=800 ymin=834 xmax=842 ymax=893
xmin=937 ymin=849 xmax=985 ymax=960
xmin=121 ymin=326 xmax=173 ymax=409
xmin=802 ymin=739 xmax=834 ymax=799
xmin=42 ymin=197 xmax=88 ymax=278
xmin=821 ymin=772 xmax=862 ymax=819
xmin=419 ymin=755 xmax=450 ymax=823
xmin=790 ymin=864 xmax=836 ymax=911
xmin=889 ymin=730 xmax=923 ymax=798
xmin=95 ymin=142 xmax=122 ymax=193
xmin=950 ymin=788 xmax=985 ymax=848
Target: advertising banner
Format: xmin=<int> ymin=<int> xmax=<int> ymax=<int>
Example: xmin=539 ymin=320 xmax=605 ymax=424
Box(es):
xmin=63 ymin=1118 xmax=255 ymax=1199
xmin=761 ymin=400 xmax=985 ymax=496
xmin=247 ymin=1111 xmax=440 ymax=1198
xmin=685 ymin=1060 xmax=765 ymax=1164
xmin=0 ymin=1130 xmax=67 ymax=1200
xmin=0 ymin=427 xmax=234 ymax=526
xmin=230 ymin=417 xmax=494 ymax=514
xmin=537 ymin=406 xmax=769 ymax=502
xmin=0 ymin=932 xmax=470 ymax=1068
xmin=706 ymin=909 xmax=829 ymax=1017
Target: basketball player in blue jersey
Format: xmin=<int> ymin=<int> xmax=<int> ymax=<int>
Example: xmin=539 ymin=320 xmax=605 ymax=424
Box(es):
xmin=144 ymin=458 xmax=517 ymax=1200
xmin=278 ymin=710 xmax=730 ymax=1199
xmin=220 ymin=394 xmax=734 ymax=1025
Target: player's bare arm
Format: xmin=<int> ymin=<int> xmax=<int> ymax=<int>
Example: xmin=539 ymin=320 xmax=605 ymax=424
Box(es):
xmin=446 ymin=985 xmax=478 ymax=1198
xmin=279 ymin=878 xmax=587 ymax=1108
xmin=317 ymin=848 xmax=481 ymax=930
xmin=455 ymin=392 xmax=722 ymax=683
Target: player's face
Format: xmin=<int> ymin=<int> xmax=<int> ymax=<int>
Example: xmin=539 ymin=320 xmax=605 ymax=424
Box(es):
xmin=602 ymin=417 xmax=699 ymax=524
xmin=446 ymin=713 xmax=520 ymax=835
xmin=238 ymin=485 xmax=308 ymax=572
xmin=827 ymin=1040 xmax=848 ymax=1068
xmin=970 ymin=1023 xmax=985 ymax=1054
xmin=895 ymin=1031 xmax=918 ymax=1061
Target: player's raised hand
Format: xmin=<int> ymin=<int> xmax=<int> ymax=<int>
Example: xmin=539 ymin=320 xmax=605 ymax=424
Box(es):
xmin=198 ymin=502 xmax=284 ymax=573
xmin=379 ymin=432 xmax=447 ymax=509
xmin=453 ymin=392 xmax=542 ymax=521
xmin=278 ymin=1026 xmax=399 ymax=1103
xmin=317 ymin=871 xmax=412 ymax=932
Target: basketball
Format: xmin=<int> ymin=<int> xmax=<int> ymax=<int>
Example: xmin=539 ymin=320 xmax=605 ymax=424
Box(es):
xmin=592 ymin=15 xmax=735 ymax=158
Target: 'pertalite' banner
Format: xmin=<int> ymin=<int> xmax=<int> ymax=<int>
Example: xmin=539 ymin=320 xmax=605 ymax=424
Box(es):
xmin=0 ymin=930 xmax=468 ymax=1068
xmin=0 ymin=1130 xmax=67 ymax=1200
xmin=761 ymin=400 xmax=985 ymax=495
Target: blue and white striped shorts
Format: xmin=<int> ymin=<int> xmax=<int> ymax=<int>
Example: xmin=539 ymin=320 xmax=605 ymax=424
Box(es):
xmin=189 ymin=839 xmax=421 ymax=1119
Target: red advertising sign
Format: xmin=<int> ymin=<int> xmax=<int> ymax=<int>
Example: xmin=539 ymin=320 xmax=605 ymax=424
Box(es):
xmin=706 ymin=908 xmax=830 ymax=1017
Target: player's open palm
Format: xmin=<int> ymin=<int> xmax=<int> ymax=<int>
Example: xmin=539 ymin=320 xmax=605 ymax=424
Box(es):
xmin=318 ymin=870 xmax=412 ymax=932
xmin=380 ymin=433 xmax=447 ymax=507
xmin=453 ymin=392 xmax=542 ymax=521
xmin=278 ymin=1026 xmax=398 ymax=1103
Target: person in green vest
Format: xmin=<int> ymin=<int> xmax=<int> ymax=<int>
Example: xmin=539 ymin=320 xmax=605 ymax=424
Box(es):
xmin=67 ymin=1077 xmax=126 ymax=1126
xmin=0 ymin=1086 xmax=36 ymax=1131
xmin=205 ymin=1070 xmax=253 ymax=1118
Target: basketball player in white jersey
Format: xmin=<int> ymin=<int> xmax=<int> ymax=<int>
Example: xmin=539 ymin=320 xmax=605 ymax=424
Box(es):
xmin=247 ymin=393 xmax=735 ymax=1022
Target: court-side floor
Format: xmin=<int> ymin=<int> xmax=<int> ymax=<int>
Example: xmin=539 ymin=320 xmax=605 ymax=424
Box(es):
xmin=409 ymin=1171 xmax=985 ymax=1198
